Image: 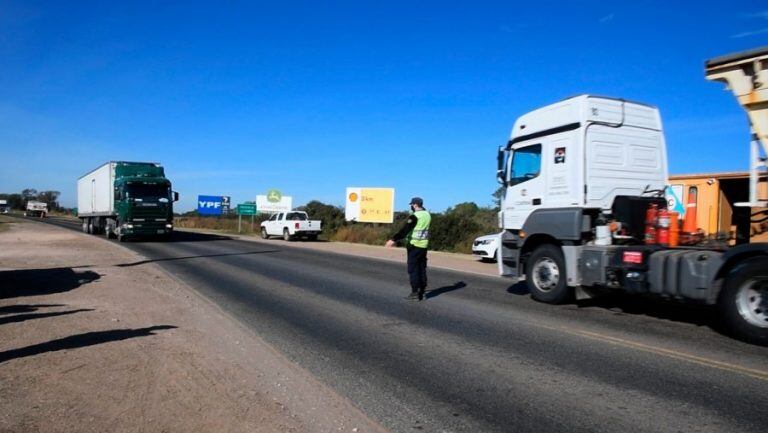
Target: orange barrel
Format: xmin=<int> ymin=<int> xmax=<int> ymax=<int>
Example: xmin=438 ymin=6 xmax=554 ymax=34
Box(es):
xmin=669 ymin=211 xmax=680 ymax=247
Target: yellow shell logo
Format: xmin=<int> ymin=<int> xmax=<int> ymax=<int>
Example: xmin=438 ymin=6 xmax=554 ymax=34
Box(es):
xmin=348 ymin=192 xmax=358 ymax=202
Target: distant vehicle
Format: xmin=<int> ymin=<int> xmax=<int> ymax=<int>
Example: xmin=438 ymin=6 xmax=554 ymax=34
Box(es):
xmin=472 ymin=233 xmax=500 ymax=262
xmin=0 ymin=199 xmax=8 ymax=214
xmin=261 ymin=211 xmax=322 ymax=241
xmin=25 ymin=201 xmax=48 ymax=218
xmin=77 ymin=161 xmax=178 ymax=242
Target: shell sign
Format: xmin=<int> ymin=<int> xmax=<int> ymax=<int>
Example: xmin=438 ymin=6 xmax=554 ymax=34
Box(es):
xmin=345 ymin=187 xmax=395 ymax=223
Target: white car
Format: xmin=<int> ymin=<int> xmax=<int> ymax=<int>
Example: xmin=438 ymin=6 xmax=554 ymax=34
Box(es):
xmin=472 ymin=233 xmax=500 ymax=262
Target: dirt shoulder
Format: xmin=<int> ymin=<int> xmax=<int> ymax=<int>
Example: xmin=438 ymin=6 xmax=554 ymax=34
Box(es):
xmin=182 ymin=228 xmax=500 ymax=278
xmin=0 ymin=217 xmax=387 ymax=433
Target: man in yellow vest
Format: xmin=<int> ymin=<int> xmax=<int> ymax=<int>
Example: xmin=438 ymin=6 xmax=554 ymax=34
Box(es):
xmin=385 ymin=197 xmax=432 ymax=301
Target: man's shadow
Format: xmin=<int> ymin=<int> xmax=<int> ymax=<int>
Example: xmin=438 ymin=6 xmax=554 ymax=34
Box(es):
xmin=425 ymin=282 xmax=467 ymax=299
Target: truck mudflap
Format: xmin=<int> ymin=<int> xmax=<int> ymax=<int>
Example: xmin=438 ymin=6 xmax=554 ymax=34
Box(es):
xmin=642 ymin=249 xmax=723 ymax=303
xmin=498 ymin=231 xmax=521 ymax=278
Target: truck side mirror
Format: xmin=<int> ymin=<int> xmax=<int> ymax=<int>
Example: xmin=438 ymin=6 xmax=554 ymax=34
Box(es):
xmin=173 ymin=191 xmax=179 ymax=202
xmin=496 ymin=146 xmax=507 ymax=185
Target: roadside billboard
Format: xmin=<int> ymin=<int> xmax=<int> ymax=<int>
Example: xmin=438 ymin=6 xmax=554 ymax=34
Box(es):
xmin=197 ymin=195 xmax=228 ymax=216
xmin=345 ymin=187 xmax=395 ymax=223
xmin=256 ymin=189 xmax=292 ymax=213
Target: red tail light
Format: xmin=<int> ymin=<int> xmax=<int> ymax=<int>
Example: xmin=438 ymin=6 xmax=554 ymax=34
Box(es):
xmin=295 ymin=222 xmax=300 ymax=230
xmin=623 ymin=251 xmax=643 ymax=264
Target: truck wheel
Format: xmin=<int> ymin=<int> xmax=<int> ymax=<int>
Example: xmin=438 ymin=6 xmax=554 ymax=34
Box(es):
xmin=87 ymin=218 xmax=94 ymax=235
xmin=261 ymin=227 xmax=269 ymax=239
xmin=105 ymin=224 xmax=114 ymax=239
xmin=525 ymin=244 xmax=573 ymax=304
xmin=283 ymin=228 xmax=292 ymax=241
xmin=82 ymin=220 xmax=89 ymax=233
xmin=718 ymin=257 xmax=768 ymax=345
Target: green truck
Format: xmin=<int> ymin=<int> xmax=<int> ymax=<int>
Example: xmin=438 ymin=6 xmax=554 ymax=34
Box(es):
xmin=77 ymin=161 xmax=178 ymax=241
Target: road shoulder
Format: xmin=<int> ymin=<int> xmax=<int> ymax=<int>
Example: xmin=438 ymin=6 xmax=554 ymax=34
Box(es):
xmin=0 ymin=216 xmax=387 ymax=433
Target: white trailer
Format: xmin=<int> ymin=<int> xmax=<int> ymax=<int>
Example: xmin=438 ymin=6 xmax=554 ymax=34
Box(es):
xmin=77 ymin=162 xmax=115 ymax=217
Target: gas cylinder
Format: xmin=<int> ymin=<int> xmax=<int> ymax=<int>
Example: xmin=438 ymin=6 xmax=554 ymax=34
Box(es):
xmin=645 ymin=203 xmax=658 ymax=245
xmin=656 ymin=207 xmax=670 ymax=246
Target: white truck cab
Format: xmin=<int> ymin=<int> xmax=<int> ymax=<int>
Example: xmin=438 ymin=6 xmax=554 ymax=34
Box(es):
xmin=494 ymin=92 xmax=768 ymax=345
xmin=499 ymin=95 xmax=668 ymax=230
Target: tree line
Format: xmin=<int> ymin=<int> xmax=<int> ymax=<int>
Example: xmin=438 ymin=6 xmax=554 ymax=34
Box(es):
xmin=0 ymin=189 xmax=61 ymax=211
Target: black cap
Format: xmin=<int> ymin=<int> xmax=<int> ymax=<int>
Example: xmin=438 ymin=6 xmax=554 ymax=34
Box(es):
xmin=409 ymin=197 xmax=423 ymax=206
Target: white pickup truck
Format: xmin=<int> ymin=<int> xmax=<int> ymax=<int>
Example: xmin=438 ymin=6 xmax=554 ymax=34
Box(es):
xmin=260 ymin=211 xmax=322 ymax=241
xmin=25 ymin=201 xmax=48 ymax=218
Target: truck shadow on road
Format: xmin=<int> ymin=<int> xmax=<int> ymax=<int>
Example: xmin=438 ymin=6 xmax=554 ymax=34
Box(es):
xmin=115 ymin=250 xmax=281 ymax=267
xmin=0 ymin=268 xmax=101 ymax=300
xmin=576 ymin=294 xmax=719 ymax=328
xmin=506 ymin=282 xmax=719 ymax=330
xmin=130 ymin=231 xmax=233 ymax=243
xmin=0 ymin=325 xmax=177 ymax=364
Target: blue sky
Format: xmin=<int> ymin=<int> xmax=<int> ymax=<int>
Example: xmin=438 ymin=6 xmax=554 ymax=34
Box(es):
xmin=1 ymin=1 xmax=767 ymax=212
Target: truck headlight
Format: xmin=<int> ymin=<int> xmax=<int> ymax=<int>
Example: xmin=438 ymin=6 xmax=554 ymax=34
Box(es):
xmin=123 ymin=223 xmax=134 ymax=229
xmin=165 ymin=224 xmax=173 ymax=229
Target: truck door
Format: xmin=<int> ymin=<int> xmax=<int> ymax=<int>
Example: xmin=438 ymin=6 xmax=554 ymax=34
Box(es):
xmin=504 ymin=143 xmax=545 ymax=229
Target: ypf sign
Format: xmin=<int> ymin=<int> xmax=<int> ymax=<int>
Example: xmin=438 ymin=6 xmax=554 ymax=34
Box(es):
xmin=197 ymin=195 xmax=226 ymax=216
xmin=345 ymin=187 xmax=395 ymax=223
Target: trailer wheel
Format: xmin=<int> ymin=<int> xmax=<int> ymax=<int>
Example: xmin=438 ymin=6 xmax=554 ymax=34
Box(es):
xmin=718 ymin=257 xmax=768 ymax=345
xmin=283 ymin=228 xmax=292 ymax=241
xmin=525 ymin=244 xmax=572 ymax=304
xmin=82 ymin=219 xmax=89 ymax=233
xmin=104 ymin=224 xmax=114 ymax=239
xmin=261 ymin=227 xmax=269 ymax=239
xmin=87 ymin=218 xmax=95 ymax=235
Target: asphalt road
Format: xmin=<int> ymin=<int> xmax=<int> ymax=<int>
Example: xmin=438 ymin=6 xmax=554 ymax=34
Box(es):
xmin=23 ymin=216 xmax=768 ymax=433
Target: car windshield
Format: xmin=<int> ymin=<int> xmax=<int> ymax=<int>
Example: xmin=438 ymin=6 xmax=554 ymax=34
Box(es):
xmin=286 ymin=212 xmax=308 ymax=221
xmin=126 ymin=183 xmax=170 ymax=200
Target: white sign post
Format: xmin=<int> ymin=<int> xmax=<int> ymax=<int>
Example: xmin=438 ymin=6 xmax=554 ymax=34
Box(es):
xmin=256 ymin=191 xmax=293 ymax=213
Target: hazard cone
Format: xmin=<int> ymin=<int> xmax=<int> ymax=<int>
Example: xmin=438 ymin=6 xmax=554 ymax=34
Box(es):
xmin=682 ymin=187 xmax=698 ymax=234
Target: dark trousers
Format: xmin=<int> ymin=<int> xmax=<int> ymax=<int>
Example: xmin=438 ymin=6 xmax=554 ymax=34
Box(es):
xmin=407 ymin=246 xmax=428 ymax=292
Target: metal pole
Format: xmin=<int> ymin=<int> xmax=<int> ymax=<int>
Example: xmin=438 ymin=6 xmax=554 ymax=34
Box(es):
xmin=238 ymin=214 xmax=242 ymax=233
xmin=251 ymin=214 xmax=254 ymax=232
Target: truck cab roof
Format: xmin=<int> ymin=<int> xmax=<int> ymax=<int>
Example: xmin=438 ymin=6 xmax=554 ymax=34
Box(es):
xmin=508 ymin=95 xmax=662 ymax=147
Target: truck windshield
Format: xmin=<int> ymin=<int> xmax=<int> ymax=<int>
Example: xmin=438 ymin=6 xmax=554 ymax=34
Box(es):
xmin=126 ymin=184 xmax=170 ymax=201
xmin=286 ymin=212 xmax=308 ymax=221
xmin=508 ymin=144 xmax=542 ymax=186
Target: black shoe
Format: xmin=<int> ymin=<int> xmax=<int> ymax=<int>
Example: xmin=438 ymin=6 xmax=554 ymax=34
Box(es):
xmin=417 ymin=289 xmax=425 ymax=301
xmin=405 ymin=292 xmax=419 ymax=301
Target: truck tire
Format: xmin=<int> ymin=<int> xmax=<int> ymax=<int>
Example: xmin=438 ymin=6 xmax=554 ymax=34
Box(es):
xmin=525 ymin=244 xmax=573 ymax=304
xmin=105 ymin=224 xmax=114 ymax=239
xmin=718 ymin=257 xmax=768 ymax=345
xmin=82 ymin=219 xmax=88 ymax=233
xmin=261 ymin=227 xmax=269 ymax=239
xmin=87 ymin=218 xmax=94 ymax=235
xmin=283 ymin=228 xmax=292 ymax=241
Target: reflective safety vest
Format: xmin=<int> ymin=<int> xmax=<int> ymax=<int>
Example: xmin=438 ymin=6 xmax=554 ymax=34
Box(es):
xmin=407 ymin=210 xmax=431 ymax=248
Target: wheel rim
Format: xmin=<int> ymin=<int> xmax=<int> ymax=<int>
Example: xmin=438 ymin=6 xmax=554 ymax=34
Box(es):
xmin=532 ymin=258 xmax=560 ymax=292
xmin=736 ymin=278 xmax=768 ymax=328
